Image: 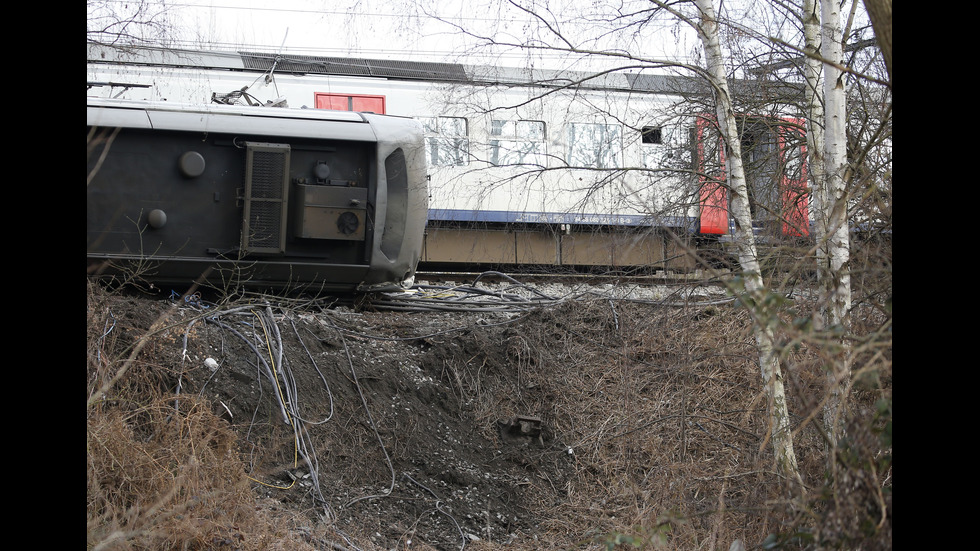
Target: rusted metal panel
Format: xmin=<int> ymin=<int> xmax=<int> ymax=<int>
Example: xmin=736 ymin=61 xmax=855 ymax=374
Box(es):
xmin=560 ymin=232 xmax=616 ymax=266
xmin=422 ymin=225 xmax=698 ymax=271
xmin=665 ymin=237 xmax=697 ymax=271
xmin=423 ymin=228 xmax=517 ymax=263
xmin=612 ymin=232 xmax=666 ymax=267
xmin=516 ymin=231 xmax=559 ymax=264
xmin=497 ymin=415 xmax=543 ymax=439
xmin=292 ymin=184 xmax=368 ymax=241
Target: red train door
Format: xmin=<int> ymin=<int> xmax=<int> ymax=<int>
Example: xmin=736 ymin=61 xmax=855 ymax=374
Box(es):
xmin=695 ymin=114 xmax=810 ymax=237
xmin=777 ymin=120 xmax=809 ymax=237
xmin=695 ymin=115 xmax=729 ymax=235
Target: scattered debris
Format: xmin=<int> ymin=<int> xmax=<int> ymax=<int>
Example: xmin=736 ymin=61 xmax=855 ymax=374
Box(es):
xmin=497 ymin=414 xmax=543 ymax=440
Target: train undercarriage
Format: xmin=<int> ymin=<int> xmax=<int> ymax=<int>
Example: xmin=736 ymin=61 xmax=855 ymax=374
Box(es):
xmin=418 ymin=221 xmax=706 ymax=274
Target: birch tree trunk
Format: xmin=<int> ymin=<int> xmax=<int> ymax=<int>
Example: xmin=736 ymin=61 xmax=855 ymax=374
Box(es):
xmin=803 ymin=0 xmax=826 ymax=260
xmin=820 ymin=0 xmax=852 ymax=451
xmin=802 ymin=0 xmax=836 ymax=452
xmin=692 ymin=0 xmax=802 ymax=486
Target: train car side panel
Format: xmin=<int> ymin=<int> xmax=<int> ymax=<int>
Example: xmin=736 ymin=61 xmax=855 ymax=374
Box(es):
xmin=87 ymin=46 xmax=815 ymax=274
xmin=695 ymin=116 xmax=730 ymax=235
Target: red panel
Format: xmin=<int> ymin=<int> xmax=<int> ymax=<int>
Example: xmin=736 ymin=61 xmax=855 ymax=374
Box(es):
xmin=700 ymin=179 xmax=729 ymax=234
xmin=695 ymin=114 xmax=812 ymax=237
xmin=351 ymin=95 xmax=385 ymax=114
xmin=314 ymin=93 xmax=386 ymax=114
xmin=315 ymin=93 xmax=350 ymax=111
xmin=696 ymin=115 xmax=729 ymax=235
xmin=778 ymin=120 xmax=809 ymax=237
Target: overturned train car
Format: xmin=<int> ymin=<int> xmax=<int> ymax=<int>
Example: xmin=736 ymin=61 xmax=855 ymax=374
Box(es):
xmin=87 ymin=98 xmax=428 ymax=292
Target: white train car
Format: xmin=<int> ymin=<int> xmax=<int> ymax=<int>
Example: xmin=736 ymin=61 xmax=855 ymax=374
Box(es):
xmin=88 ymin=44 xmax=806 ymax=272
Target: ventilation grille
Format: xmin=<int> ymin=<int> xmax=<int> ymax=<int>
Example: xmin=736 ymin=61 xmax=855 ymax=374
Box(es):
xmin=241 ymin=143 xmax=290 ymax=254
xmin=239 ymin=52 xmax=469 ymax=82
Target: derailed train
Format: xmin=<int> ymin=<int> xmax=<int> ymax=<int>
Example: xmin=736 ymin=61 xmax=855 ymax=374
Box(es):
xmin=87 ymin=44 xmax=810 ymax=283
xmin=87 ymin=97 xmax=428 ymax=291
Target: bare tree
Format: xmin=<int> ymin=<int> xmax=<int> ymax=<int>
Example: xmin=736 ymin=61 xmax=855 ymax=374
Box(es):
xmin=862 ymin=0 xmax=892 ymax=83
xmin=813 ymin=0 xmax=854 ymax=452
xmin=401 ymin=0 xmax=814 ymax=485
xmin=87 ymin=0 xmax=174 ymax=47
xmin=688 ymin=0 xmax=803 ymax=487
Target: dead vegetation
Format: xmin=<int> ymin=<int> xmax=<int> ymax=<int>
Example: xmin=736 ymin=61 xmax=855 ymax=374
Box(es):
xmin=86 ymin=270 xmax=891 ymax=550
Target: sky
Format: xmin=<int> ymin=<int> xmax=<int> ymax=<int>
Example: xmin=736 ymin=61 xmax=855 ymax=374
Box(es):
xmin=167 ymin=1 xmax=465 ymax=58
xmin=91 ymin=0 xmax=705 ymax=71
xmin=91 ymin=0 xmax=873 ymax=75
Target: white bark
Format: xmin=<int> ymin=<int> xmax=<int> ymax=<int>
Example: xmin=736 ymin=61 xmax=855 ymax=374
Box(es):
xmin=693 ymin=0 xmax=801 ymax=485
xmin=803 ymin=0 xmax=826 ymax=255
xmin=820 ymin=0 xmax=853 ymax=449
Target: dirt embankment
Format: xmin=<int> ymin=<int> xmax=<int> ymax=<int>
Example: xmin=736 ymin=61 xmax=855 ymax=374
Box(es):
xmin=86 ymin=280 xmax=891 ymax=550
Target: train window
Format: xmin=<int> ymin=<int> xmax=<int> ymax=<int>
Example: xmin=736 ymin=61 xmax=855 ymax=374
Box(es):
xmin=418 ymin=116 xmax=469 ymax=167
xmin=641 ymin=125 xmax=668 ymax=169
xmin=490 ymin=119 xmax=546 ymax=166
xmin=779 ymin=126 xmax=807 ymax=183
xmin=641 ymin=126 xmax=662 ymax=144
xmin=567 ymin=122 xmax=622 ymax=168
xmin=739 ymin=123 xmax=780 ymax=221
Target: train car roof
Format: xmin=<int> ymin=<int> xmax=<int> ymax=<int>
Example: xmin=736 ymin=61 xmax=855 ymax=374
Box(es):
xmin=87 ymin=44 xmax=802 ymax=102
xmin=86 ymin=96 xmax=397 ymax=142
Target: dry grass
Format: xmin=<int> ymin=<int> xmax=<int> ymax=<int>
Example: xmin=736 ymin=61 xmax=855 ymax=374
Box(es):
xmin=86 ymin=282 xmax=340 ymax=551
xmin=413 ymin=285 xmax=889 ymax=549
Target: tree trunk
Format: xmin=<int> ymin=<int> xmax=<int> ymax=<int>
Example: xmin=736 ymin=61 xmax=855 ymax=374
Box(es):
xmin=693 ymin=0 xmax=802 ymax=487
xmin=820 ymin=0 xmax=852 ymax=450
xmin=862 ymin=0 xmax=892 ymax=84
xmin=803 ymin=0 xmax=826 ymax=252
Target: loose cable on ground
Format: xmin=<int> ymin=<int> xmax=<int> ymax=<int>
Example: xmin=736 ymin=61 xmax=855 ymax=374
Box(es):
xmin=402 ymin=472 xmax=466 ymax=551
xmin=365 ymin=271 xmax=735 ymax=313
xmin=325 ymin=314 xmax=397 ymax=508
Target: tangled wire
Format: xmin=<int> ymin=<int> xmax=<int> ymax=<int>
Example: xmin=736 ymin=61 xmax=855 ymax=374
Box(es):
xmin=367 ymin=271 xmax=735 ymax=313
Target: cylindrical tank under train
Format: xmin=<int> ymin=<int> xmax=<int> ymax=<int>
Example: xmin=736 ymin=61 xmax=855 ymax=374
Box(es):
xmin=87 ymin=98 xmax=428 ymax=293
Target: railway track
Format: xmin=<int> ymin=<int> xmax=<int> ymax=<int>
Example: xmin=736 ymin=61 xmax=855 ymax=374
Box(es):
xmin=142 ymin=268 xmax=735 ymax=314
xmin=415 ymin=267 xmax=728 ymax=286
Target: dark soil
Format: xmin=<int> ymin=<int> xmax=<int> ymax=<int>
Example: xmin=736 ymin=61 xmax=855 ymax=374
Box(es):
xmin=168 ymin=295 xmax=594 ymax=549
